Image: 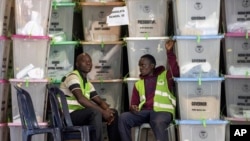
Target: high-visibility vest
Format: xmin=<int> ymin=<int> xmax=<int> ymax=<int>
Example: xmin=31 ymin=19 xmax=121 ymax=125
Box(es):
xmin=66 ymin=70 xmax=91 ymax=112
xmin=135 ymin=70 xmax=176 ymax=117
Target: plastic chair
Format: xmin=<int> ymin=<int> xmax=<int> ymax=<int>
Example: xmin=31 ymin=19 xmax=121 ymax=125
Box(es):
xmin=135 ymin=123 xmax=176 ymax=141
xmin=47 ymin=84 xmax=96 ymax=141
xmin=14 ymin=85 xmax=62 ymax=141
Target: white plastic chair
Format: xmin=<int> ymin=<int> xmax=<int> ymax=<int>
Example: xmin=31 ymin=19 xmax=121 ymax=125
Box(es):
xmin=134 ymin=123 xmax=176 ymax=141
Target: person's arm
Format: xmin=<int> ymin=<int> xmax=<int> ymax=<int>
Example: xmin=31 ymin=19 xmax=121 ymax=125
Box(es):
xmin=165 ymin=39 xmax=180 ymax=92
xmin=130 ymin=85 xmax=140 ymax=113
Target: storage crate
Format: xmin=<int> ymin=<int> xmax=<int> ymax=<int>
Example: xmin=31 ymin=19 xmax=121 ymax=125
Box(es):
xmin=173 ymin=0 xmax=221 ymax=35
xmin=81 ymin=2 xmax=124 ymax=41
xmin=224 ymin=0 xmax=250 ymax=33
xmin=0 ymin=80 xmax=9 ymax=123
xmin=125 ymin=37 xmax=168 ymax=77
xmin=225 ymin=75 xmax=250 ymax=119
xmin=126 ymin=0 xmax=168 ymax=37
xmin=48 ymin=41 xmax=77 ymax=82
xmin=49 ymin=2 xmax=75 ymax=41
xmin=9 ymin=79 xmax=49 ymax=123
xmin=12 ymin=35 xmax=50 ymax=79
xmin=0 ymin=36 xmax=10 ymax=79
xmin=82 ymin=41 xmax=123 ymax=80
xmin=8 ymin=122 xmax=47 ymax=141
xmin=174 ymin=77 xmax=224 ymax=120
xmin=90 ymin=79 xmax=123 ymax=113
xmin=176 ymin=120 xmax=228 ymax=141
xmin=174 ymin=35 xmax=223 ymax=78
xmin=224 ymin=33 xmax=250 ymax=75
xmin=15 ymin=0 xmax=52 ymax=36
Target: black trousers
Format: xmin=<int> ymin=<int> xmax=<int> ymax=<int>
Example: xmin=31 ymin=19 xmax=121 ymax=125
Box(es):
xmin=70 ymin=107 xmax=120 ymax=141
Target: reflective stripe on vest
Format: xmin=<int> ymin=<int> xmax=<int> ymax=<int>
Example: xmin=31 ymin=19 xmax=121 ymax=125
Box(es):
xmin=135 ymin=70 xmax=176 ymax=117
xmin=66 ymin=70 xmax=91 ymax=112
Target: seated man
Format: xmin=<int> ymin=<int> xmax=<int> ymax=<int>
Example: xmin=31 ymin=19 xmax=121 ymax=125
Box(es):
xmin=60 ymin=53 xmax=120 ymax=141
xmin=118 ymin=39 xmax=179 ymax=141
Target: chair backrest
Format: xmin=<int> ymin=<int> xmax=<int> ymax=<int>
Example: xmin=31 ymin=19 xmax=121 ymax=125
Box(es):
xmin=47 ymin=85 xmax=74 ymax=128
xmin=14 ymin=86 xmax=40 ymax=130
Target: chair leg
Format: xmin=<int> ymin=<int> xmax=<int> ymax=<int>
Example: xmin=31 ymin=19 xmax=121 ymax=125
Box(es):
xmin=53 ymin=128 xmax=62 ymax=141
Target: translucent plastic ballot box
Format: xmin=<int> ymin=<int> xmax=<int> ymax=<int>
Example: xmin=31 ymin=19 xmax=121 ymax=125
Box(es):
xmin=126 ymin=0 xmax=168 ymax=37
xmin=125 ymin=37 xmax=168 ymax=78
xmin=0 ymin=36 xmax=10 ymax=79
xmin=175 ymin=120 xmax=228 ymax=141
xmin=9 ymin=79 xmax=49 ymax=123
xmin=81 ymin=2 xmax=124 ymax=42
xmin=90 ymin=79 xmax=123 ymax=114
xmin=174 ymin=77 xmax=224 ymax=120
xmin=48 ymin=41 xmax=77 ymax=83
xmin=224 ymin=33 xmax=250 ymax=75
xmin=12 ymin=35 xmax=50 ymax=79
xmin=49 ymin=2 xmax=75 ymax=41
xmin=82 ymin=41 xmax=123 ymax=80
xmin=15 ymin=0 xmax=52 ymax=36
xmin=173 ymin=0 xmax=221 ymax=35
xmin=0 ymin=123 xmax=8 ymax=141
xmin=225 ymin=75 xmax=250 ymax=119
xmin=0 ymin=0 xmax=7 ymax=35
xmin=224 ymin=0 xmax=250 ymax=33
xmin=8 ymin=122 xmax=47 ymax=141
xmin=174 ymin=35 xmax=223 ymax=78
xmin=0 ymin=79 xmax=9 ymax=123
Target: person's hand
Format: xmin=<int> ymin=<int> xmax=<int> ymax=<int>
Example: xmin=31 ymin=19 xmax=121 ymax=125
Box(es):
xmin=130 ymin=105 xmax=139 ymax=114
xmin=102 ymin=108 xmax=115 ymax=125
xmin=165 ymin=39 xmax=176 ymax=51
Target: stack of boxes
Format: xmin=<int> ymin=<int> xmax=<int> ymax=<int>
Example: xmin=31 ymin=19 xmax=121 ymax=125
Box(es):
xmin=48 ymin=1 xmax=77 ymax=83
xmin=0 ymin=0 xmax=12 ymax=140
xmin=80 ymin=0 xmax=124 ymax=140
xmin=223 ymin=0 xmax=250 ymax=140
xmin=8 ymin=0 xmax=53 ymax=141
xmin=172 ymin=0 xmax=228 ymax=140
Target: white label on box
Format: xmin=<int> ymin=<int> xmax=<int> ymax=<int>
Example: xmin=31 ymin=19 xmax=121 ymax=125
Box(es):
xmin=107 ymin=6 xmax=129 ymax=26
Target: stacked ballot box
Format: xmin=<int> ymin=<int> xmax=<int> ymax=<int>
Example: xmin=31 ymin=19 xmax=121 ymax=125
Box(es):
xmin=0 ymin=123 xmax=8 ymax=141
xmin=0 ymin=80 xmax=9 ymax=123
xmin=173 ymin=0 xmax=221 ymax=36
xmin=80 ymin=2 xmax=124 ymax=42
xmin=49 ymin=2 xmax=75 ymax=41
xmin=126 ymin=0 xmax=169 ymax=37
xmin=0 ymin=36 xmax=10 ymax=79
xmin=48 ymin=41 xmax=77 ymax=82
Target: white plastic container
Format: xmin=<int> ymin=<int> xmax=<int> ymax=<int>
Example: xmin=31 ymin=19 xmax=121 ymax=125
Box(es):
xmin=173 ymin=0 xmax=221 ymax=35
xmin=174 ymin=35 xmax=223 ymax=78
xmin=90 ymin=79 xmax=123 ymax=113
xmin=125 ymin=77 xmax=139 ymax=106
xmin=49 ymin=3 xmax=75 ymax=41
xmin=81 ymin=2 xmax=124 ymax=41
xmin=53 ymin=0 xmax=72 ymax=2
xmin=0 ymin=123 xmax=8 ymax=141
xmin=12 ymin=35 xmax=50 ymax=79
xmin=48 ymin=41 xmax=77 ymax=82
xmin=82 ymin=41 xmax=123 ymax=80
xmin=15 ymin=0 xmax=52 ymax=36
xmin=8 ymin=122 xmax=47 ymax=141
xmin=176 ymin=120 xmax=228 ymax=141
xmin=126 ymin=0 xmax=168 ymax=37
xmin=9 ymin=79 xmax=49 ymax=123
xmin=224 ymin=33 xmax=250 ymax=75
xmin=174 ymin=77 xmax=224 ymax=120
xmin=224 ymin=0 xmax=250 ymax=33
xmin=0 ymin=80 xmax=9 ymax=123
xmin=225 ymin=75 xmax=250 ymax=119
xmin=0 ymin=36 xmax=10 ymax=79
xmin=125 ymin=37 xmax=168 ymax=77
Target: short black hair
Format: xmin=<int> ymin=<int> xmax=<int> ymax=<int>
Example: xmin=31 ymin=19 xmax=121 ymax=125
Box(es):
xmin=140 ymin=54 xmax=156 ymax=66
